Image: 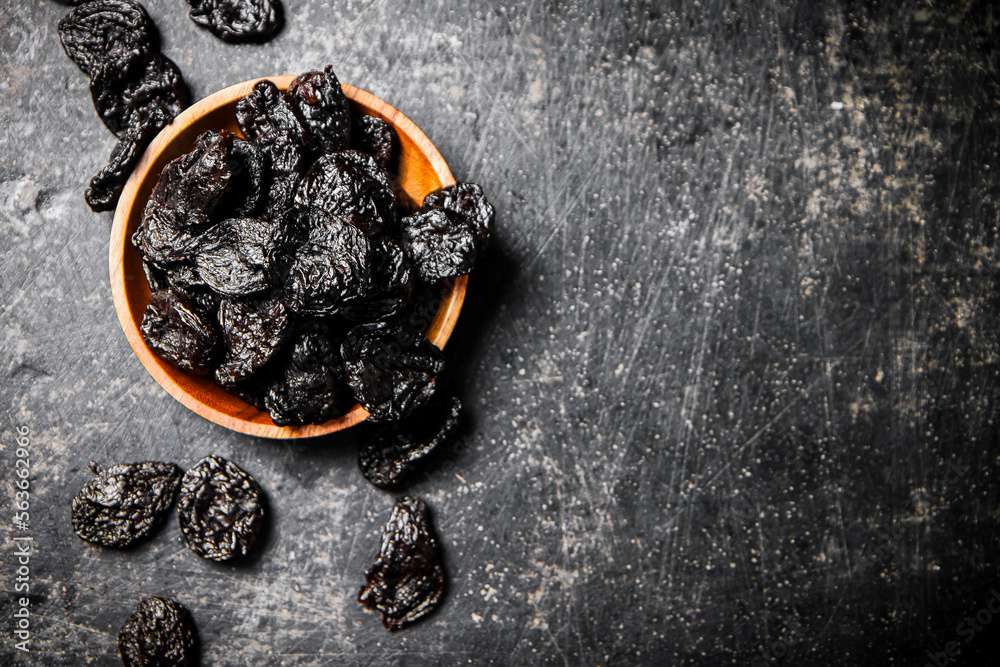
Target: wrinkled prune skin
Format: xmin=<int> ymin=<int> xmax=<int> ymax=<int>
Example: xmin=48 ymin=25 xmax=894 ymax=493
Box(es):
xmin=399 ymin=208 xmax=478 ymax=283
xmin=86 ymin=116 xmax=166 ymax=212
xmin=285 ymin=211 xmax=372 ymax=315
xmin=215 ymin=293 xmax=292 ymax=385
xmin=225 ymin=137 xmax=267 ymax=217
xmin=342 ymin=236 xmax=413 ymax=322
xmin=133 ymin=131 xmax=244 ymax=263
xmin=118 ymin=597 xmax=199 ymax=667
xmin=350 ymin=113 xmax=397 ymax=171
xmin=71 ymin=461 xmax=182 ymax=548
xmin=140 ymin=287 xmax=219 ymax=373
xmin=359 ymin=396 xmax=463 ymax=489
xmin=236 ymin=79 xmax=311 ymax=149
xmin=341 ymin=321 xmax=445 ymax=422
xmin=59 ymin=0 xmax=190 ymax=212
xmin=264 ymin=328 xmax=350 ymax=425
xmin=187 ymin=0 xmax=283 ymax=44
xmin=90 ymin=54 xmax=188 ymax=138
xmin=177 ymin=456 xmax=265 ymax=562
xmin=58 ymin=0 xmax=156 ymax=77
xmin=287 ymin=66 xmax=351 ymax=154
xmin=193 ymin=217 xmax=279 ymax=297
xmin=294 ymin=151 xmax=396 ymax=237
xmin=358 ymin=496 xmax=445 ymax=631
xmin=422 ymin=182 xmax=495 ymax=251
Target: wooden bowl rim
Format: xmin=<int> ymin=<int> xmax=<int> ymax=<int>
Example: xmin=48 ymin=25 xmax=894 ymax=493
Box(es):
xmin=109 ymin=76 xmax=465 ymax=439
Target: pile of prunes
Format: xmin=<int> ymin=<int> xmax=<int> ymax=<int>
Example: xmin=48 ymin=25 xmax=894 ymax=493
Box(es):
xmin=134 ymin=65 xmax=494 ymax=432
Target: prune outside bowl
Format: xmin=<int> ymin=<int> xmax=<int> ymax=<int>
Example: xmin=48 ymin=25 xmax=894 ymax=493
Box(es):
xmin=109 ymin=76 xmax=466 ymax=439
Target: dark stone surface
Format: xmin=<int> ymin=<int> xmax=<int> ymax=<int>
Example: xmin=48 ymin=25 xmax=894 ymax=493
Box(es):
xmin=1 ymin=0 xmax=998 ymax=664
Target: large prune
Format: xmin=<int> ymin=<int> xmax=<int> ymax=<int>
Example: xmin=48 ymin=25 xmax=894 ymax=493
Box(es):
xmin=118 ymin=597 xmax=199 ymax=667
xmin=398 ymin=208 xmax=478 ymax=283
xmin=57 ymin=0 xmax=156 ymax=77
xmin=350 ymin=113 xmax=397 ymax=171
xmin=187 ymin=0 xmax=283 ymax=44
xmin=286 ymin=66 xmax=351 ymax=153
xmin=341 ymin=235 xmax=413 ymax=322
xmin=341 ymin=321 xmax=444 ymax=422
xmin=140 ymin=287 xmax=219 ymax=373
xmin=422 ymin=182 xmax=495 ymax=251
xmin=71 ymin=461 xmax=182 ymax=548
xmin=264 ymin=328 xmax=350 ymax=426
xmin=358 ymin=496 xmax=445 ymax=631
xmin=359 ymin=396 xmax=463 ymax=489
xmin=293 ymin=151 xmax=396 ymax=237
xmin=215 ymin=293 xmax=292 ymax=385
xmin=89 ymin=53 xmax=189 ymax=139
xmin=193 ymin=217 xmax=279 ymax=297
xmin=285 ymin=211 xmax=372 ymax=315
xmin=176 ymin=456 xmax=265 ymax=562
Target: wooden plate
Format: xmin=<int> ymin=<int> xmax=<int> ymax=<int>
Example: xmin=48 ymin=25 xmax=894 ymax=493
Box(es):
xmin=109 ymin=76 xmax=466 ymax=439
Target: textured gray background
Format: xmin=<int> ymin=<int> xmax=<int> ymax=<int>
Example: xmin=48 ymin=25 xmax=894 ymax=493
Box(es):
xmin=2 ymin=0 xmax=999 ymax=665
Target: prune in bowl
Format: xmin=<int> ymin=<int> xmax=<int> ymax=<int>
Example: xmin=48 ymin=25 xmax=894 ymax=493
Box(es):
xmin=110 ymin=76 xmax=466 ymax=438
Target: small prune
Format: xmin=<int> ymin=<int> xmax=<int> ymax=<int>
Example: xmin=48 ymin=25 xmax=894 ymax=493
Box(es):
xmin=176 ymin=456 xmax=265 ymax=562
xmin=215 ymin=293 xmax=292 ymax=385
xmin=359 ymin=396 xmax=463 ymax=488
xmin=58 ymin=0 xmax=156 ymax=78
xmin=193 ymin=217 xmax=279 ymax=297
xmin=140 ymin=287 xmax=219 ymax=373
xmin=422 ymin=182 xmax=495 ymax=251
xmin=285 ymin=211 xmax=372 ymax=316
xmin=118 ymin=597 xmax=199 ymax=667
xmin=398 ymin=208 xmax=478 ymax=283
xmin=187 ymin=0 xmax=283 ymax=44
xmin=350 ymin=113 xmax=397 ymax=171
xmin=236 ymin=79 xmax=311 ymax=150
xmin=341 ymin=236 xmax=413 ymax=322
xmin=294 ymin=151 xmax=396 ymax=237
xmin=286 ymin=66 xmax=351 ymax=153
xmin=89 ymin=53 xmax=188 ymax=139
xmin=264 ymin=328 xmax=350 ymax=425
xmin=72 ymin=461 xmax=182 ymax=548
xmin=358 ymin=496 xmax=445 ymax=631
xmin=341 ymin=321 xmax=444 ymax=422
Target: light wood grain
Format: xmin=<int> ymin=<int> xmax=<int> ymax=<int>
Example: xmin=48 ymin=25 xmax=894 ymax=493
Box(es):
xmin=109 ymin=77 xmax=465 ymax=439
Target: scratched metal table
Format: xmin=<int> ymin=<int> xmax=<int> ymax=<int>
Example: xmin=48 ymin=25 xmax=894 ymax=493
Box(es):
xmin=2 ymin=1 xmax=998 ymax=664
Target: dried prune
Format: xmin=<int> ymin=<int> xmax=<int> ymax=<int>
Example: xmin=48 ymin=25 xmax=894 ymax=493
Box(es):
xmin=86 ymin=116 xmax=166 ymax=212
xmin=187 ymin=0 xmax=283 ymax=44
xmin=89 ymin=53 xmax=188 ymax=138
xmin=341 ymin=236 xmax=413 ymax=322
xmin=193 ymin=217 xmax=279 ymax=297
xmin=118 ymin=597 xmax=198 ymax=667
xmin=58 ymin=0 xmax=156 ymax=77
xmin=215 ymin=293 xmax=292 ymax=385
xmin=398 ymin=208 xmax=478 ymax=283
xmin=71 ymin=461 xmax=182 ymax=548
xmin=236 ymin=79 xmax=311 ymax=150
xmin=294 ymin=151 xmax=396 ymax=237
xmin=176 ymin=456 xmax=265 ymax=562
xmin=264 ymin=328 xmax=350 ymax=425
xmin=140 ymin=287 xmax=219 ymax=373
xmin=350 ymin=113 xmax=397 ymax=171
xmin=341 ymin=321 xmax=444 ymax=422
xmin=359 ymin=396 xmax=463 ymax=489
xmin=358 ymin=496 xmax=445 ymax=631
xmin=287 ymin=66 xmax=351 ymax=154
xmin=225 ymin=137 xmax=267 ymax=217
xmin=422 ymin=182 xmax=495 ymax=251
xmin=285 ymin=211 xmax=372 ymax=315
